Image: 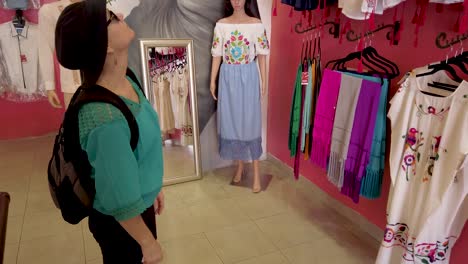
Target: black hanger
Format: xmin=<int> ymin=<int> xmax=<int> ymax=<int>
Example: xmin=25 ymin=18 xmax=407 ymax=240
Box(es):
xmin=12 ymin=9 xmax=25 ymax=29
xmin=416 ymin=60 xmax=463 ymax=83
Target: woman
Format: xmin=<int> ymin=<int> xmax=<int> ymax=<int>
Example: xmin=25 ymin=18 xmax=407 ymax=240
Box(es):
xmin=55 ymin=1 xmax=164 ymax=263
xmin=210 ymin=0 xmax=270 ymax=192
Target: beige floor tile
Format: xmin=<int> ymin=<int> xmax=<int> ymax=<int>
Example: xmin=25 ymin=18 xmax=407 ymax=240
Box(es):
xmin=28 ymin=170 xmax=50 ymax=193
xmin=6 ymin=215 xmax=23 ymax=245
xmin=17 ymin=231 xmax=85 ymax=264
xmin=160 ymin=186 xmax=186 ymax=210
xmin=203 ymin=169 xmax=234 ymax=185
xmin=25 ymin=190 xmax=56 ymax=216
xmin=160 ymin=233 xmax=223 ymax=264
xmin=255 ymin=212 xmax=328 ymax=249
xmin=233 ymin=190 xmax=289 ymax=220
xmin=156 ymin=207 xmax=205 ymax=242
xmin=21 ymin=210 xmax=81 ymax=242
xmin=281 ymin=237 xmax=374 ymax=264
xmin=235 ymin=252 xmax=289 ymax=264
xmin=174 ymin=180 xmax=229 ymax=206
xmin=6 ymin=191 xmax=27 ymax=218
xmin=0 ymin=171 xmax=31 ymax=194
xmin=189 ymin=198 xmax=250 ymax=232
xmin=205 ymin=222 xmax=277 ymax=264
xmin=4 ymin=243 xmax=19 ymax=264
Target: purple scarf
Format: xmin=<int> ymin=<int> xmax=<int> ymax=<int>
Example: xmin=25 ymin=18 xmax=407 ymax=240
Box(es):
xmin=341 ymin=80 xmax=382 ymax=203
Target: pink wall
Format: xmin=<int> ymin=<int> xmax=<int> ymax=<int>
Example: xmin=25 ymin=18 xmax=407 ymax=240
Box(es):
xmin=0 ymin=0 xmax=63 ymax=140
xmin=267 ymin=2 xmax=467 ymax=263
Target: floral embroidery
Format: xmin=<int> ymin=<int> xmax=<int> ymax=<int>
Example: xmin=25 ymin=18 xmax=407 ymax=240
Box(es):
xmin=416 ymin=104 xmax=450 ymax=118
xmin=402 ymin=128 xmax=424 ymax=181
xmin=212 ymin=34 xmax=220 ymax=49
xmin=381 ymin=223 xmax=456 ymax=263
xmin=257 ymin=29 xmax=269 ymax=50
xmin=224 ymin=30 xmax=250 ymax=64
xmin=424 ymin=136 xmax=447 ymax=182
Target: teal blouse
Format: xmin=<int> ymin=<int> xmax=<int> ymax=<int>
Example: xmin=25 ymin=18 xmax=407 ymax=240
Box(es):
xmin=78 ymin=77 xmax=164 ymax=221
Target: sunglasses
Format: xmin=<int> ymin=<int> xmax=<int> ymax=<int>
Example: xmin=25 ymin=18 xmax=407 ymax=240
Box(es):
xmin=106 ymin=10 xmax=120 ymax=26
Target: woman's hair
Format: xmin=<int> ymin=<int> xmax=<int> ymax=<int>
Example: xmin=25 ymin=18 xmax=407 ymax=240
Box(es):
xmin=224 ymin=0 xmax=261 ymax=19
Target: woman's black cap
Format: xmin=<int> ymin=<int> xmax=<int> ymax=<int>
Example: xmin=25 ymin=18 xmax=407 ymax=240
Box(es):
xmin=55 ymin=0 xmax=108 ymax=86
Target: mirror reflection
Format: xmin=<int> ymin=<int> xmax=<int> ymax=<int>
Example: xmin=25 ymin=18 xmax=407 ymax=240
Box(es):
xmin=140 ymin=39 xmax=202 ymax=185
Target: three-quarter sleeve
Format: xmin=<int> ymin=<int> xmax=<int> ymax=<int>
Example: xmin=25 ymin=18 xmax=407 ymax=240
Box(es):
xmin=255 ymin=26 xmax=270 ymax=56
xmin=84 ymin=120 xmax=147 ymax=221
xmin=211 ymin=24 xmax=223 ymax=57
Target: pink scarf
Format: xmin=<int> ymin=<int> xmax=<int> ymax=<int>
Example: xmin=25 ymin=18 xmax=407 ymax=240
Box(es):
xmin=311 ymin=69 xmax=341 ymax=169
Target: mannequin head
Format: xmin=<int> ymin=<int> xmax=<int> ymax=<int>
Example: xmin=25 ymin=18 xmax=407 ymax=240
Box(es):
xmin=225 ymin=0 xmax=260 ymax=19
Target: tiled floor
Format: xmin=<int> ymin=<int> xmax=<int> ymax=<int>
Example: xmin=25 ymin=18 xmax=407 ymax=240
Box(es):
xmin=1 ymin=136 xmax=379 ymax=264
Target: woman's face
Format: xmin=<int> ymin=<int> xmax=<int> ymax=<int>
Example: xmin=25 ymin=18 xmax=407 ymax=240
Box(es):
xmin=106 ymin=11 xmax=135 ymax=52
xmin=230 ymin=0 xmax=246 ymax=11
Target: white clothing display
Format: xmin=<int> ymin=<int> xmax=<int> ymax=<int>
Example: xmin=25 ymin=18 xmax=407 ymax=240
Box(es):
xmin=0 ymin=21 xmax=45 ymax=101
xmin=339 ymin=0 xmax=406 ymax=20
xmin=172 ymin=69 xmax=193 ymax=146
xmin=152 ymin=74 xmax=175 ymax=133
xmin=211 ymin=23 xmax=270 ymax=63
xmin=376 ymin=73 xmax=468 ymax=264
xmin=38 ymin=0 xmax=81 ymax=94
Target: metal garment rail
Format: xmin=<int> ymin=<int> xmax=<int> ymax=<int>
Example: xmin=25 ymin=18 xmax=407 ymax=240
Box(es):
xmin=0 ymin=192 xmax=10 ymax=264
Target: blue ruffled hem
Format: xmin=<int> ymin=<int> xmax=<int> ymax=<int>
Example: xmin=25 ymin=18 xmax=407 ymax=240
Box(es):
xmin=219 ymin=136 xmax=262 ymax=161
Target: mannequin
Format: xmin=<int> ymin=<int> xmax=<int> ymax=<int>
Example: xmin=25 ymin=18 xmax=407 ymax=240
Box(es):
xmin=210 ymin=0 xmax=269 ymax=193
xmin=38 ymin=0 xmax=82 ymax=108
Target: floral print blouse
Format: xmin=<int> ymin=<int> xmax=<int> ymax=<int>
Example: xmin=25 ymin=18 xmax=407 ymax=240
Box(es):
xmin=211 ymin=22 xmax=270 ymax=65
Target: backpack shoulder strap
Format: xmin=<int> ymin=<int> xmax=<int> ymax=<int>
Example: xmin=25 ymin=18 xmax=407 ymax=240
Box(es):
xmin=66 ymin=85 xmax=139 ymax=152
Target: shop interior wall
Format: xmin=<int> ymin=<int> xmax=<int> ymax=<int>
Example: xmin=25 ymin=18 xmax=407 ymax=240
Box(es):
xmin=267 ymin=2 xmax=467 ymax=263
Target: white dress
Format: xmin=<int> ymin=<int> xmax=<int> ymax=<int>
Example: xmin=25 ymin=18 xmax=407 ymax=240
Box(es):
xmin=172 ymin=68 xmax=193 ymax=146
xmin=152 ymin=74 xmax=175 ymax=133
xmin=376 ymin=73 xmax=468 ymax=264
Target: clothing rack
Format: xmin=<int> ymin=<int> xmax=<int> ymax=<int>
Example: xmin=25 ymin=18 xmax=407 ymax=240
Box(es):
xmin=294 ymin=19 xmax=340 ymax=38
xmin=435 ymin=32 xmax=468 ymax=49
xmin=346 ymin=21 xmax=401 ymax=45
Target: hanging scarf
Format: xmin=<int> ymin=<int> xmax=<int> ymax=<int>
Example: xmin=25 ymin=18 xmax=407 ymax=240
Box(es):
xmin=360 ymin=78 xmax=388 ymax=199
xmin=301 ymin=60 xmax=313 ymax=152
xmin=341 ymin=79 xmax=382 ymax=203
xmin=288 ymin=63 xmax=303 ymax=157
xmin=327 ymin=74 xmax=363 ymax=187
xmin=304 ymin=59 xmax=317 ymax=160
xmin=310 ymin=69 xmax=341 ymax=169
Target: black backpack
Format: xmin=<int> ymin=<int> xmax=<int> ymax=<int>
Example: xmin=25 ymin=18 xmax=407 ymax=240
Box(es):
xmin=48 ymin=69 xmax=143 ymax=225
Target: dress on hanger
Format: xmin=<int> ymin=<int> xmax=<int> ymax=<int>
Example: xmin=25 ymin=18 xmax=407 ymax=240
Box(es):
xmin=152 ymin=73 xmax=175 ymax=133
xmin=211 ymin=22 xmax=270 ymax=161
xmin=376 ymin=73 xmax=468 ymax=264
xmin=173 ymin=68 xmax=193 ymax=146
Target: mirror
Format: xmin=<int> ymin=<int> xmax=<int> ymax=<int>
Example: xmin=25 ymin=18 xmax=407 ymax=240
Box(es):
xmin=139 ymin=38 xmax=202 ymax=186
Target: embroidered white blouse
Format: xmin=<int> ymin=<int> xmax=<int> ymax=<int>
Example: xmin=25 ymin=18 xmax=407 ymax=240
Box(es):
xmin=211 ymin=23 xmax=270 ymax=65
xmin=376 ymin=73 xmax=468 ymax=264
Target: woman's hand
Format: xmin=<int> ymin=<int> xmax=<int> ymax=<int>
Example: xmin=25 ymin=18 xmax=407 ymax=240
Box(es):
xmin=261 ymin=81 xmax=267 ymax=97
xmin=210 ymin=82 xmax=217 ymax=100
xmin=154 ymin=191 xmax=165 ymax=215
xmin=141 ymin=239 xmax=163 ymax=264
